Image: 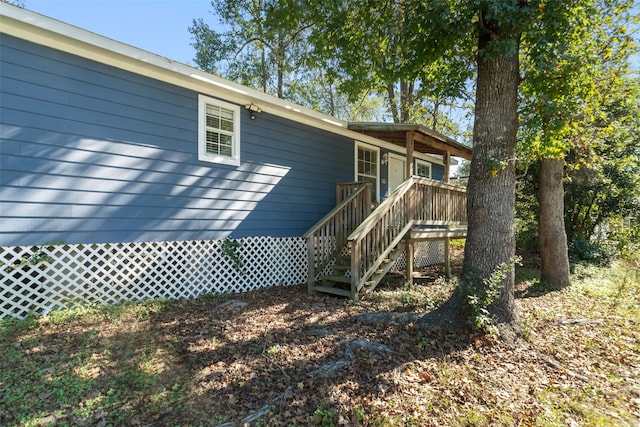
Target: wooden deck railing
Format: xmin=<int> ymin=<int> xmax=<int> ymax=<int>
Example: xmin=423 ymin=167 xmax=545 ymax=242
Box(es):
xmin=336 ymin=182 xmax=366 ymax=204
xmin=413 ymin=178 xmax=467 ymax=224
xmin=348 ymin=177 xmax=466 ymax=293
xmin=303 ymin=182 xmax=371 ymax=287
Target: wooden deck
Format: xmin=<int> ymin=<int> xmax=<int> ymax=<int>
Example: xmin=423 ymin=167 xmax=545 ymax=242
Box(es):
xmin=304 ymin=177 xmax=467 ymax=301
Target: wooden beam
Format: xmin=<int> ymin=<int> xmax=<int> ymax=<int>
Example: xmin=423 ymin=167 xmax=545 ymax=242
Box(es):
xmin=412 ymin=133 xmax=472 ymax=160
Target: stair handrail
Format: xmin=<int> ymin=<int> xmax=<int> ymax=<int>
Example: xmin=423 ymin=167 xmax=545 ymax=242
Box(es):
xmin=303 ymin=182 xmax=372 ymax=286
xmin=348 ymin=176 xmax=467 ymax=293
xmin=347 ymin=177 xmax=417 ymax=290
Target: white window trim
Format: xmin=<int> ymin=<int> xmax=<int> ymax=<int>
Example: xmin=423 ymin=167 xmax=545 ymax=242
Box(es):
xmin=415 ymin=158 xmax=432 ymax=179
xmin=198 ymin=94 xmax=241 ymax=166
xmin=355 ymin=141 xmax=380 ymax=201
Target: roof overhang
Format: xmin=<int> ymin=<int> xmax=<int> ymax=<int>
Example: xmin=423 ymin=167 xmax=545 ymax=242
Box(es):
xmin=348 ymin=123 xmax=473 ymax=161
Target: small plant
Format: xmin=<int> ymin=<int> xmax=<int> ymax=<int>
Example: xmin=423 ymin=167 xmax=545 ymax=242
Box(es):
xmin=521 ymin=316 xmax=534 ymax=342
xmin=416 ymin=331 xmax=435 ymax=350
xmin=220 ymin=239 xmax=244 ymax=273
xmin=267 ymin=343 xmax=281 ymax=355
xmin=2 ymin=240 xmax=63 ymax=272
xmin=352 ymin=408 xmax=365 ymax=423
xmin=313 ymin=407 xmax=336 ymax=427
xmin=458 ymin=256 xmax=522 ymax=336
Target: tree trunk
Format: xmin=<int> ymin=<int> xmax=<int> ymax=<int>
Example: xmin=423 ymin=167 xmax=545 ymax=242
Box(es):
xmin=386 ymin=82 xmax=400 ymax=123
xmin=461 ymin=20 xmax=521 ymax=341
xmin=539 ymin=157 xmax=570 ymax=289
xmin=400 ymin=79 xmax=414 ymax=123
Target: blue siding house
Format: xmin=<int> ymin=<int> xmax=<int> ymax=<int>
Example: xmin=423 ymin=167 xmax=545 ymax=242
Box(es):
xmin=0 ymin=4 xmax=472 ymax=317
xmin=0 ymin=4 xmax=468 ymax=248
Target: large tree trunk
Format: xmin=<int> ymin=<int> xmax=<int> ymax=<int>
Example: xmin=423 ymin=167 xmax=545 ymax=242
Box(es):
xmin=461 ymin=19 xmax=521 ymax=341
xmin=539 ymin=157 xmax=570 ymax=288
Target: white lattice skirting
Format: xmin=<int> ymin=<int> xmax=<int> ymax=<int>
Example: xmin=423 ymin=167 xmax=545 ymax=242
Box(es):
xmin=1 ymin=238 xmax=444 ymax=320
xmin=392 ymin=241 xmax=445 ymax=271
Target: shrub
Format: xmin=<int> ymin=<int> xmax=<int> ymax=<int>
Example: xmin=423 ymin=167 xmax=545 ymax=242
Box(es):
xmin=568 ymin=236 xmax=616 ymax=265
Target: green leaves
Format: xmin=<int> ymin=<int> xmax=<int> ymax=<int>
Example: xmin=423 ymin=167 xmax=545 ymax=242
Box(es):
xmin=518 ymin=0 xmax=637 ymax=161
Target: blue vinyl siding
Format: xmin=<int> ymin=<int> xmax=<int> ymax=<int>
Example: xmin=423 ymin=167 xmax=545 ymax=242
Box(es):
xmin=431 ymin=164 xmax=445 ymax=181
xmin=0 ymin=35 xmax=353 ymax=246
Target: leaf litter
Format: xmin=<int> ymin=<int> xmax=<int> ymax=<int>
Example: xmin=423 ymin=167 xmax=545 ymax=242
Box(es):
xmin=0 ymin=256 xmax=638 ymax=426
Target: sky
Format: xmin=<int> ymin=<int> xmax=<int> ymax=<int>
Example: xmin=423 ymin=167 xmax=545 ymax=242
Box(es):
xmin=24 ymin=0 xmax=214 ymax=65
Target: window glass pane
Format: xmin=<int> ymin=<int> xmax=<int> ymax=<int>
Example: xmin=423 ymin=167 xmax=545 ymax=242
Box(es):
xmin=220 ymin=134 xmax=233 ymax=148
xmin=220 ymin=108 xmax=234 ymax=131
xmin=220 ymin=108 xmax=234 ymax=120
xmin=416 ymin=161 xmax=431 ymax=178
xmin=220 ymin=144 xmax=232 ymax=156
xmin=203 ymin=101 xmax=236 ymax=160
xmin=357 ymin=145 xmax=378 ymax=200
xmin=206 ymin=114 xmax=219 ymax=129
xmin=220 ymin=118 xmax=234 ymax=132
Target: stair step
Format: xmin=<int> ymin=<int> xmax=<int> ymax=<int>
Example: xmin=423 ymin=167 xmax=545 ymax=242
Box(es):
xmin=336 ymin=255 xmax=351 ymax=264
xmin=321 ymin=275 xmax=351 ymax=284
xmin=311 ymin=285 xmax=351 ymax=297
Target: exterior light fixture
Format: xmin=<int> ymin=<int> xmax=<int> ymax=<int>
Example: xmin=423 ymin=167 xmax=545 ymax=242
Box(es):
xmin=244 ymin=103 xmax=262 ymax=119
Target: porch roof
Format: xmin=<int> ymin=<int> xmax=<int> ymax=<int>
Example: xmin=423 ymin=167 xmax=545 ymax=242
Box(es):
xmin=347 ymin=122 xmax=473 ymax=161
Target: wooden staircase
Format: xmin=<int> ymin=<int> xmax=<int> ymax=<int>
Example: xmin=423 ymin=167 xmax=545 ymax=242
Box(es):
xmin=304 ymin=177 xmax=467 ymax=301
xmin=314 ymin=244 xmax=405 ymax=299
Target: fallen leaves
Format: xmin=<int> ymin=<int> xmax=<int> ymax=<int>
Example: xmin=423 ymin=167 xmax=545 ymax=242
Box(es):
xmin=2 ymin=259 xmax=639 ymax=426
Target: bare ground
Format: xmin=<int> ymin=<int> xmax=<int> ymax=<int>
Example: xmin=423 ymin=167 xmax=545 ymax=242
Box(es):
xmin=1 ymin=254 xmax=639 ymax=426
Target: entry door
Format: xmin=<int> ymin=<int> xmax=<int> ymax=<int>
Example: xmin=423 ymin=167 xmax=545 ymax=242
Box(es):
xmin=388 ymin=154 xmax=406 ymax=195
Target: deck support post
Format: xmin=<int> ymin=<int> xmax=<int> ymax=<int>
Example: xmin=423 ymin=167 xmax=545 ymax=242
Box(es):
xmin=406 ymin=239 xmax=415 ymax=285
xmin=444 ymin=237 xmax=451 ymax=280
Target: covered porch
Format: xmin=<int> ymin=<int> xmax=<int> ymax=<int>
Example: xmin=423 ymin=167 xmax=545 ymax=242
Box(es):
xmin=305 ymin=124 xmax=473 ymax=301
xmin=348 ymin=122 xmax=473 ymax=184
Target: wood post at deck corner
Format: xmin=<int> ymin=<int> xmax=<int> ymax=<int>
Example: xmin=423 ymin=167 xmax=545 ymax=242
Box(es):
xmin=444 ymin=237 xmax=451 ymax=279
xmin=306 ymin=237 xmax=317 ymax=295
xmin=406 ymin=239 xmax=415 ymax=285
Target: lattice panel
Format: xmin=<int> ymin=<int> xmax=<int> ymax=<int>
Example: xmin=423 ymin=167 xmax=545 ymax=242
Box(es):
xmin=392 ymin=241 xmax=445 ymax=271
xmin=0 ymin=237 xmax=308 ymax=320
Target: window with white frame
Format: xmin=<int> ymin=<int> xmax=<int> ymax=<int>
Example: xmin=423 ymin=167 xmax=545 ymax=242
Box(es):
xmin=415 ymin=159 xmax=432 ymax=179
xmin=356 ymin=142 xmax=379 ymax=201
xmin=198 ymin=95 xmax=241 ymax=166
